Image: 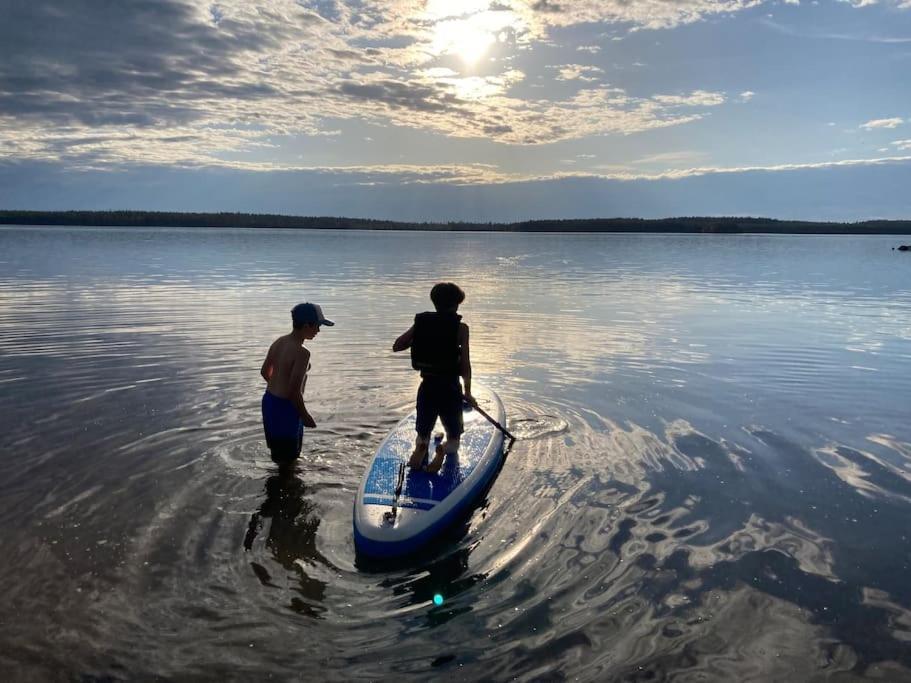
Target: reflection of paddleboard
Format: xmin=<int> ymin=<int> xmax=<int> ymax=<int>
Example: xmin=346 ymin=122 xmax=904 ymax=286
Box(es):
xmin=354 ymin=385 xmax=506 ymax=558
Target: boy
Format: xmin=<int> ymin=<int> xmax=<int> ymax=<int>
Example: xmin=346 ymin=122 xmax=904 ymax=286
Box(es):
xmin=260 ymin=302 xmax=333 ymax=464
xmin=393 ymin=282 xmax=475 ymax=474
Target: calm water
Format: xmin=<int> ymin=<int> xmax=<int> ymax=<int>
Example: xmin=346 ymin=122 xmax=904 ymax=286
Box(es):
xmin=1 ymin=226 xmax=910 ymax=681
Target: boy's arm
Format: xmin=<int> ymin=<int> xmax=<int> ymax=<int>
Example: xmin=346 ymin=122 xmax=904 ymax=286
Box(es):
xmin=459 ymin=323 xmax=474 ymax=404
xmin=260 ymin=341 xmax=276 ymax=382
xmin=290 ymin=348 xmax=316 ymax=428
xmin=392 ymin=326 xmax=415 ymax=352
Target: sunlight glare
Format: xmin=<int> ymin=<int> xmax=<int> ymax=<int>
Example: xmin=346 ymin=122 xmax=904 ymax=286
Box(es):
xmin=432 ymin=18 xmax=495 ymax=66
xmin=424 ymin=4 xmax=521 ymax=68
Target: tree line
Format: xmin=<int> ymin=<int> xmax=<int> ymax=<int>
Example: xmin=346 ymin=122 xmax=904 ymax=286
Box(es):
xmin=1 ymin=210 xmax=910 ymax=234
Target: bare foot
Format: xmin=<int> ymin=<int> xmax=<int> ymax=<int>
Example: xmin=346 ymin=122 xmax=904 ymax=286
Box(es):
xmin=424 ymin=444 xmax=446 ymax=474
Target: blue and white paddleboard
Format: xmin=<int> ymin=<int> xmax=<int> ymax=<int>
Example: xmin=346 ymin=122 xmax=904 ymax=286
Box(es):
xmin=354 ymin=385 xmax=506 ymax=558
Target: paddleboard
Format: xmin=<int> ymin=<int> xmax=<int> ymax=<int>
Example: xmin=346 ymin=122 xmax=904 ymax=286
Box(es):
xmin=353 ymin=385 xmax=506 ymax=558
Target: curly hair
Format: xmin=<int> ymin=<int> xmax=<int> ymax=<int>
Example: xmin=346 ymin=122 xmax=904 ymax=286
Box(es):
xmin=430 ymin=282 xmax=465 ymax=311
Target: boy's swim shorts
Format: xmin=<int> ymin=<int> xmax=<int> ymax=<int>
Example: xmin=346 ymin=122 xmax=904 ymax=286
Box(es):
xmin=415 ymin=376 xmax=464 ymax=439
xmin=262 ymin=391 xmax=303 ymax=463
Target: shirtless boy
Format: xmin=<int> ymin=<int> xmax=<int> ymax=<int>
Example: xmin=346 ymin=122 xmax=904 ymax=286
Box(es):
xmin=393 ymin=282 xmax=475 ymax=474
xmin=260 ymin=303 xmax=333 ymax=464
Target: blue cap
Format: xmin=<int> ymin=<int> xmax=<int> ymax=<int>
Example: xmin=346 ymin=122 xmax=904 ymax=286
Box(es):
xmin=291 ymin=303 xmax=334 ymax=327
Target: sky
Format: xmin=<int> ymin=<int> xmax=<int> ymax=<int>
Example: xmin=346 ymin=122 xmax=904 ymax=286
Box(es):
xmin=1 ymin=0 xmax=910 ymax=221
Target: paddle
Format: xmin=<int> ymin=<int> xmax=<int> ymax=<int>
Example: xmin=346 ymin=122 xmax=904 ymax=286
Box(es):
xmin=464 ymin=395 xmax=516 ymax=447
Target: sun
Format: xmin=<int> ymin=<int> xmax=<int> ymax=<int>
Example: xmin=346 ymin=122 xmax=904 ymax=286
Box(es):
xmin=423 ymin=3 xmax=521 ymax=68
xmin=431 ymin=18 xmax=496 ymax=66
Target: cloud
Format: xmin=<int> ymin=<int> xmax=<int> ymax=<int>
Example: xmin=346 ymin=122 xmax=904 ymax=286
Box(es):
xmin=553 ymin=64 xmax=604 ymax=81
xmin=8 ymin=143 xmax=907 ymax=189
xmin=860 ymin=118 xmax=905 ymax=130
xmin=4 ymin=155 xmax=910 ymax=221
xmin=739 ymin=91 xmax=756 ymax=102
xmin=891 ymin=140 xmax=911 ymax=151
xmin=0 ymin=1 xmax=322 ymax=127
xmin=611 ymin=153 xmax=911 ymax=181
xmin=337 ymin=78 xmax=460 ymax=113
xmin=652 ymin=91 xmax=726 ymax=107
xmin=6 ymin=0 xmax=904 ymax=173
xmin=327 ymin=71 xmax=674 ymax=147
xmin=629 ymin=151 xmax=711 ymax=167
xmin=838 ymin=0 xmax=911 ymax=8
xmin=0 ymin=0 xmax=763 ymax=169
xmin=515 ymin=0 xmax=769 ymax=32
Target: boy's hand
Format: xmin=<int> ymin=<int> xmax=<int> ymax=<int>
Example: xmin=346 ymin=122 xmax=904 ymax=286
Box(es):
xmin=302 ymin=412 xmax=317 ymax=429
xmin=463 ymin=393 xmax=478 ymax=408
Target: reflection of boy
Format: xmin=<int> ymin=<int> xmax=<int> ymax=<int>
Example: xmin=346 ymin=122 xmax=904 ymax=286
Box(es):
xmin=260 ymin=303 xmax=333 ymax=464
xmin=393 ymin=283 xmax=475 ymax=474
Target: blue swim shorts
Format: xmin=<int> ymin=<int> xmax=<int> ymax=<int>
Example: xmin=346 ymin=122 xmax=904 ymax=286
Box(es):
xmin=262 ymin=391 xmax=303 ymax=463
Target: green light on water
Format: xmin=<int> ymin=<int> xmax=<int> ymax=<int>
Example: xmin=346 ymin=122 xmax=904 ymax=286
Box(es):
xmin=433 ymin=593 xmax=444 ymax=606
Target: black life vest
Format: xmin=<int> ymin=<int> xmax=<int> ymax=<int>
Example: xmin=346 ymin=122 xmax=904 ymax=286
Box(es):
xmin=410 ymin=311 xmax=462 ymax=376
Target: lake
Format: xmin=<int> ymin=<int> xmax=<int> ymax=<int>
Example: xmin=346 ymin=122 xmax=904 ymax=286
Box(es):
xmin=1 ymin=226 xmax=910 ymax=680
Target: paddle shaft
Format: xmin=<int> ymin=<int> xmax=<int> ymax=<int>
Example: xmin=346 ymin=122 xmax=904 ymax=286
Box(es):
xmin=465 ymin=396 xmax=516 ymax=444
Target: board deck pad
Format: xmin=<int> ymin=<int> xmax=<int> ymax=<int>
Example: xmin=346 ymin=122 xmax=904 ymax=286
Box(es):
xmin=361 ymin=413 xmax=492 ymax=510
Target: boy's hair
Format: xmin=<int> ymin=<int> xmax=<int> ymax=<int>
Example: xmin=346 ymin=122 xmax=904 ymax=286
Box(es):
xmin=430 ymin=282 xmax=465 ymax=311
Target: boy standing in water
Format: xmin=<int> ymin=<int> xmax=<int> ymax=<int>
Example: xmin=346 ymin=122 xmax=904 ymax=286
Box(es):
xmin=260 ymin=303 xmax=334 ymax=465
xmin=393 ymin=283 xmax=475 ymax=474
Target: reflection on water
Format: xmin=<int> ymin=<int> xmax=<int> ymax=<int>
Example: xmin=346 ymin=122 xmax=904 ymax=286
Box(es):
xmin=1 ymin=226 xmax=910 ymax=679
xmin=244 ymin=466 xmax=327 ymax=618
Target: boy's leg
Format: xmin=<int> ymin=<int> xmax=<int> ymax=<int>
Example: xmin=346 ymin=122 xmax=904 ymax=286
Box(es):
xmin=274 ymin=418 xmax=304 ymax=463
xmin=425 ymin=380 xmax=463 ymax=474
xmin=440 ymin=378 xmax=464 ymax=453
xmin=411 ymin=379 xmax=436 ymax=469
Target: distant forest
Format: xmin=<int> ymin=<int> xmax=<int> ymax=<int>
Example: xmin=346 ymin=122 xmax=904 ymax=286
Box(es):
xmin=2 ymin=210 xmax=911 ymax=234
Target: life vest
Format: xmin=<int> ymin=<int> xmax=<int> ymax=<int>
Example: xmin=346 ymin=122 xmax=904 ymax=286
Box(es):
xmin=410 ymin=311 xmax=462 ymax=376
